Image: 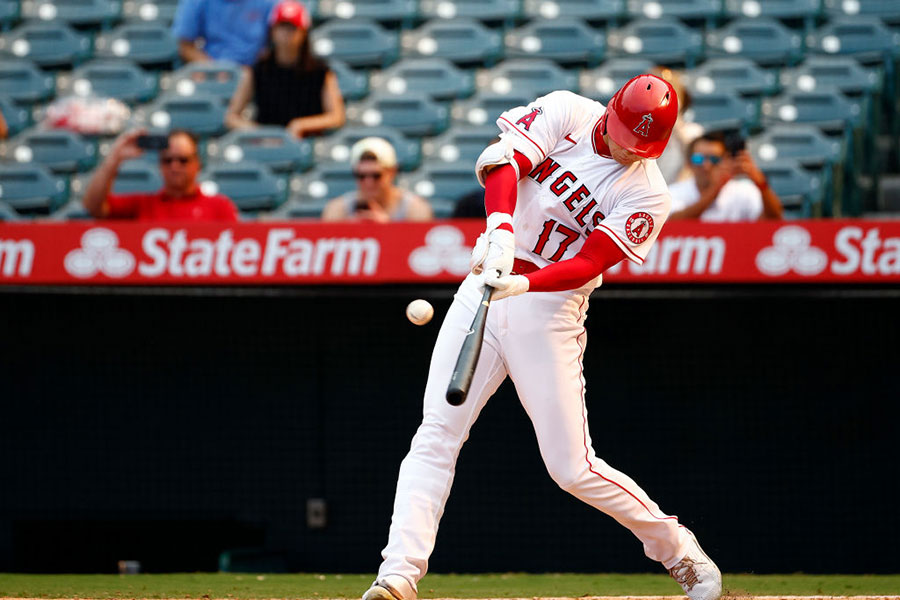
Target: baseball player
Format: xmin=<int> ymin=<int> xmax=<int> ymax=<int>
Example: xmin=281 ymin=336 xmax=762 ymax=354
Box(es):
xmin=363 ymin=75 xmax=722 ymax=600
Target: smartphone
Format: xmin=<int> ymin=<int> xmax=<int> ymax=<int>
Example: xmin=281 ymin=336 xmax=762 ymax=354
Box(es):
xmin=354 ymin=199 xmax=370 ymax=212
xmin=136 ymin=134 xmax=169 ymax=151
xmin=723 ymin=132 xmax=746 ymax=156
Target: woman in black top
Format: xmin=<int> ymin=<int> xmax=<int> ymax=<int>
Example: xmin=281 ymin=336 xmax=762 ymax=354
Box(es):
xmin=226 ymin=0 xmax=345 ymax=138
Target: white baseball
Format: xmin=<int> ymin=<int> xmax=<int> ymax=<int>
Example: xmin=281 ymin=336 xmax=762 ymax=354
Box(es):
xmin=406 ymin=299 xmax=434 ymax=326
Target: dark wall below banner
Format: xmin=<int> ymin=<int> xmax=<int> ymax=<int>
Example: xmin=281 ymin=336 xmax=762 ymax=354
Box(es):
xmin=0 ymin=287 xmax=898 ymax=574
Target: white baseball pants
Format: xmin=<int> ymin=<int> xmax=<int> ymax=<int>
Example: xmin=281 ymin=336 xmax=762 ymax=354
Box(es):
xmin=377 ymin=274 xmax=690 ymax=593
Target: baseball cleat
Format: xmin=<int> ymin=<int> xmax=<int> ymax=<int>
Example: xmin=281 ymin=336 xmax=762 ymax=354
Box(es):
xmin=362 ymin=575 xmax=416 ymax=600
xmin=667 ymin=530 xmax=722 ymax=600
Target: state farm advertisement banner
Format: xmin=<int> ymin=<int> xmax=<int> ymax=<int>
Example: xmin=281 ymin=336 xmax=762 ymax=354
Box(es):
xmin=0 ymin=220 xmax=898 ymax=285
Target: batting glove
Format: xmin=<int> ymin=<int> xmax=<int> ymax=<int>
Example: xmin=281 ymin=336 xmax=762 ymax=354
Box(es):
xmin=486 ymin=274 xmax=529 ymax=301
xmin=470 ymin=213 xmax=515 ymax=277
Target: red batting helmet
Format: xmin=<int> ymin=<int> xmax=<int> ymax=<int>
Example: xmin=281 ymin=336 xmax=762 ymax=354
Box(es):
xmin=270 ymin=0 xmax=311 ymax=30
xmin=605 ymin=74 xmax=678 ymax=159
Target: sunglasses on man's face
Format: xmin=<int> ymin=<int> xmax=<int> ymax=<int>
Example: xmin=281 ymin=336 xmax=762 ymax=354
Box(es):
xmin=354 ymin=171 xmax=383 ymax=181
xmin=160 ymin=155 xmax=195 ymax=166
xmin=690 ymin=153 xmax=722 ymax=166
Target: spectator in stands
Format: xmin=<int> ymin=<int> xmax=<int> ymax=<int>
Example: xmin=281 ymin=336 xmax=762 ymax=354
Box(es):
xmin=82 ymin=129 xmax=239 ymax=221
xmin=668 ymin=131 xmax=783 ymax=221
xmin=321 ymin=137 xmax=433 ymax=222
xmin=226 ymin=0 xmax=345 ymax=138
xmin=0 ymin=108 xmax=7 ymax=139
xmin=173 ymin=0 xmax=278 ymax=66
xmin=652 ymin=67 xmax=701 ymax=185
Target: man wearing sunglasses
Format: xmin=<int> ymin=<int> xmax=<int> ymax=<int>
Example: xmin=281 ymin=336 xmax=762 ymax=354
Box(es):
xmin=321 ymin=137 xmax=433 ymax=222
xmin=668 ymin=132 xmax=782 ymax=221
xmin=83 ymin=128 xmax=239 ymax=222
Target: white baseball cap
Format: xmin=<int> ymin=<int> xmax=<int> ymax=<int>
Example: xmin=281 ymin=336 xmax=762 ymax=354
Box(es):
xmin=350 ymin=137 xmax=398 ymax=169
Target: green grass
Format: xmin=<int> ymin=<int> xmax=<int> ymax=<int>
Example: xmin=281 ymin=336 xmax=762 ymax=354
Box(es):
xmin=0 ymin=573 xmax=899 ymax=598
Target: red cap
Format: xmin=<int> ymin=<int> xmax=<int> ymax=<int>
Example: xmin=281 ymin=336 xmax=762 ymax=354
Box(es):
xmin=270 ymin=0 xmax=311 ymax=30
xmin=605 ymin=74 xmax=678 ymax=159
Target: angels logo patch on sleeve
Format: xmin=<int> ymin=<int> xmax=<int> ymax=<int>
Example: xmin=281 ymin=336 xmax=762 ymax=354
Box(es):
xmin=625 ymin=212 xmax=654 ymax=244
xmin=515 ymin=106 xmax=543 ymax=131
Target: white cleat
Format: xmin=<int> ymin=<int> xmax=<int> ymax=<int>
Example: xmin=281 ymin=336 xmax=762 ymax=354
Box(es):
xmin=668 ymin=530 xmax=722 ymax=600
xmin=362 ymin=575 xmax=416 ymax=600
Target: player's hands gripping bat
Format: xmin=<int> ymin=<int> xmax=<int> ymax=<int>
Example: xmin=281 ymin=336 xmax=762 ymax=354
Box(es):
xmin=446 ymin=283 xmax=494 ymax=406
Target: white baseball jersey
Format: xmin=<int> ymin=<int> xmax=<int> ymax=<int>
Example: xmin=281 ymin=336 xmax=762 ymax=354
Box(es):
xmin=487 ymin=90 xmax=672 ymax=277
xmin=669 ymin=177 xmax=763 ymax=222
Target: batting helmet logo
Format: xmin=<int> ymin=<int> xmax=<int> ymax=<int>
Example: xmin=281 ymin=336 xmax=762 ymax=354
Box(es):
xmin=633 ymin=114 xmax=653 ymax=138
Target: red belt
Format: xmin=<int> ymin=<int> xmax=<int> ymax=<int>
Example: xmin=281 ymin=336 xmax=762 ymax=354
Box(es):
xmin=511 ymin=258 xmax=539 ymax=275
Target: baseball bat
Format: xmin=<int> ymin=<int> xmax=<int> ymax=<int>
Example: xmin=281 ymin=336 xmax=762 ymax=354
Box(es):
xmin=445 ymin=285 xmax=493 ymax=406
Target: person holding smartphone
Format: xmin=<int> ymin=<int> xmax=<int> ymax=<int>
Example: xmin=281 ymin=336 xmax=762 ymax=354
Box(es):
xmin=667 ymin=131 xmax=783 ymax=221
xmin=320 ymin=137 xmax=433 ymax=222
xmin=82 ymin=129 xmax=239 ymax=221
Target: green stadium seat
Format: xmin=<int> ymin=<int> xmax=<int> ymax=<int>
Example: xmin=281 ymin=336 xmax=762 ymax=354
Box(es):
xmin=421 ymin=125 xmax=499 ymax=164
xmin=607 ymin=17 xmax=703 ymax=66
xmin=94 ymin=23 xmax=178 ymax=68
xmin=0 ymin=163 xmax=68 ymax=215
xmin=476 ymin=59 xmax=577 ymax=98
xmin=0 ymin=128 xmax=98 ymax=173
xmin=0 ymin=0 xmax=19 ymax=31
xmin=398 ymin=160 xmax=481 ymax=203
xmin=135 ymin=93 xmax=227 ymax=137
xmin=267 ymin=196 xmax=329 ymax=219
xmin=578 ymin=57 xmax=655 ymax=103
xmin=761 ymin=90 xmax=863 ymax=134
xmin=0 ymin=95 xmax=32 ymax=137
xmin=311 ymin=20 xmax=399 ymax=68
xmin=723 ymin=0 xmax=821 ymax=23
xmin=683 ymin=57 xmax=779 ymax=98
xmin=779 ymin=56 xmax=881 ymax=97
xmin=330 ymin=59 xmax=369 ymax=101
xmin=21 ymin=0 xmax=122 ymax=28
xmin=0 ymin=22 xmax=92 ymax=69
xmin=69 ymin=158 xmax=163 ymax=207
xmin=706 ymin=17 xmax=804 ymax=67
xmin=807 ymin=16 xmax=900 ymax=64
xmin=401 ymin=19 xmax=503 ymax=67
xmin=370 ymin=58 xmax=474 ymax=101
xmin=314 ymin=126 xmax=421 ymax=171
xmin=451 ymin=91 xmax=533 ymax=126
xmin=48 ymin=199 xmax=91 ymax=220
xmin=316 ymin=0 xmax=417 ymax=26
xmin=58 ymin=59 xmax=159 ymax=104
xmin=0 ymin=200 xmax=22 ymax=220
xmin=346 ymin=92 xmax=449 ymax=137
xmin=418 ymin=0 xmax=522 ymax=23
xmin=161 ymin=60 xmax=242 ymax=105
xmin=523 ymin=0 xmax=623 ymax=23
xmin=292 ymin=163 xmax=356 ymax=202
xmin=823 ymin=0 xmax=900 ymax=25
xmin=757 ymin=157 xmax=823 ymax=215
xmin=198 ymin=161 xmax=288 ymax=212
xmin=683 ymin=91 xmax=759 ymax=132
xmin=749 ymin=123 xmax=842 ymax=168
xmin=0 ymin=59 xmax=55 ymax=104
xmin=626 ymin=0 xmax=722 ymax=24
xmin=122 ymin=0 xmax=179 ymax=24
xmin=206 ymin=127 xmax=314 ymax=174
xmin=504 ymin=18 xmax=605 ymax=65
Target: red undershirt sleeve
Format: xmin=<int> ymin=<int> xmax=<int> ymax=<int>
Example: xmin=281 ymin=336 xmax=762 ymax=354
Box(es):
xmin=483 ymin=151 xmax=532 ymax=233
xmin=525 ymin=229 xmax=627 ymax=292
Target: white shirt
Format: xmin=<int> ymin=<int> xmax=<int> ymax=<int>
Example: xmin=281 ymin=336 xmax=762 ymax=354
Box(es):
xmin=481 ymin=90 xmax=671 ymax=275
xmin=668 ymin=177 xmax=763 ymax=222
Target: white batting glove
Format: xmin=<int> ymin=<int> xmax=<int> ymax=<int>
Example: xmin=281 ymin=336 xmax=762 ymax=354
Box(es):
xmin=486 ymin=274 xmax=529 ymax=301
xmin=470 ymin=212 xmax=515 ymax=277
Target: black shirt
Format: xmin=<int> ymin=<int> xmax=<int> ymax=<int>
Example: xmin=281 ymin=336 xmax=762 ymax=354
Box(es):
xmin=252 ymin=59 xmax=328 ymax=127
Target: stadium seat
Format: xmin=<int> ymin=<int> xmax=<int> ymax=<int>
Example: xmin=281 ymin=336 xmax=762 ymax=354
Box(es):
xmin=451 ymin=91 xmax=533 ymax=126
xmin=330 ymin=59 xmax=368 ymax=101
xmin=314 ymin=126 xmax=421 ymax=171
xmin=0 ymin=200 xmax=22 ymax=220
xmin=607 ymin=18 xmax=703 ymax=66
xmin=135 ymin=93 xmax=227 ymax=137
xmin=723 ymin=0 xmax=821 ymax=23
xmin=69 ymin=158 xmax=163 ymax=205
xmin=346 ymin=92 xmax=449 ymax=137
xmin=94 ymin=23 xmax=179 ymax=69
xmin=311 ymin=20 xmax=399 ymax=68
xmin=705 ymin=17 xmax=804 ymax=66
xmin=523 ymin=0 xmax=623 ymax=23
xmin=401 ymin=19 xmax=502 ymax=67
xmin=267 ymin=196 xmax=329 ymax=219
xmin=418 ymin=0 xmax=522 ymax=23
xmin=757 ymin=157 xmax=823 ymax=215
xmin=398 ymin=160 xmax=481 ymax=203
xmin=292 ymin=163 xmax=356 ymax=202
xmin=476 ymin=59 xmax=578 ymax=99
xmin=21 ymin=0 xmax=122 ymax=28
xmin=316 ymin=0 xmax=417 ymax=26
xmin=748 ymin=123 xmax=842 ymax=168
xmin=198 ymin=161 xmax=288 ymax=212
xmin=761 ymin=90 xmax=863 ymax=134
xmin=807 ymin=17 xmax=900 ymax=64
xmin=48 ymin=199 xmax=91 ymax=220
xmin=0 ymin=128 xmax=98 ymax=173
xmin=206 ymin=127 xmax=314 ymax=174
xmin=780 ymin=56 xmax=880 ymax=97
xmin=0 ymin=22 xmax=92 ymax=69
xmin=626 ymin=0 xmax=721 ymax=24
xmin=504 ymin=18 xmax=605 ymax=65
xmin=0 ymin=0 xmax=19 ymax=31
xmin=421 ymin=125 xmax=499 ymax=164
xmin=0 ymin=59 xmax=55 ymax=104
xmin=578 ymin=57 xmax=655 ymax=103
xmin=0 ymin=95 xmax=32 ymax=137
xmin=57 ymin=59 xmax=159 ymax=104
xmin=823 ymin=0 xmax=900 ymax=25
xmin=370 ymin=58 xmax=474 ymax=101
xmin=683 ymin=91 xmax=759 ymax=132
xmin=122 ymin=0 xmax=179 ymax=24
xmin=683 ymin=57 xmax=779 ymax=98
xmin=161 ymin=61 xmax=243 ymax=105
xmin=0 ymin=163 xmax=68 ymax=215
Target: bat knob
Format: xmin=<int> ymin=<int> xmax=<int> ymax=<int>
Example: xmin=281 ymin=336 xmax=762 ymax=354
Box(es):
xmin=446 ymin=388 xmax=466 ymax=406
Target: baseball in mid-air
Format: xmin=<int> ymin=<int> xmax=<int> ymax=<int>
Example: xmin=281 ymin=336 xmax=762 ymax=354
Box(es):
xmin=406 ymin=299 xmax=434 ymax=325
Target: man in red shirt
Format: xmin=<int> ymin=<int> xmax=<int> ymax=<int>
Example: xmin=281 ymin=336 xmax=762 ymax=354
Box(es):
xmin=83 ymin=129 xmax=239 ymax=221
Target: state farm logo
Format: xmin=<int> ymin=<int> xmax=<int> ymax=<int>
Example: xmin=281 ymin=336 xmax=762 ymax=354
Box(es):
xmin=408 ymin=225 xmax=472 ymax=277
xmin=755 ymin=226 xmax=827 ymax=277
xmin=64 ymin=228 xmax=136 ymax=278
